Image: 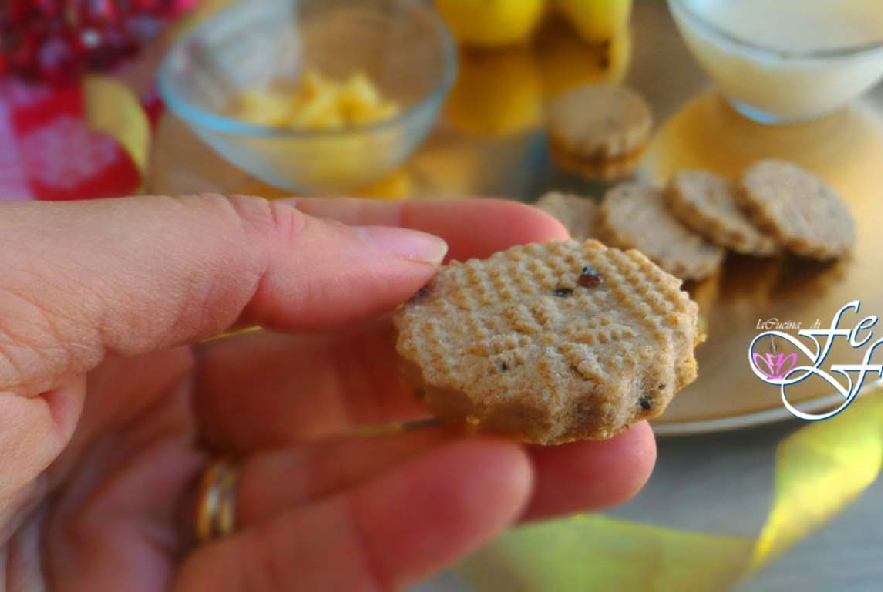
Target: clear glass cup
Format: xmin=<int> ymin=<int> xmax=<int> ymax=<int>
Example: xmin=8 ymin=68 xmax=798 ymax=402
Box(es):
xmin=158 ymin=0 xmax=457 ymax=193
xmin=668 ymin=0 xmax=883 ymax=125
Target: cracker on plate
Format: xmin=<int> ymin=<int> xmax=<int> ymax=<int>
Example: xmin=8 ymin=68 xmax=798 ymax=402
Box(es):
xmin=737 ymin=159 xmax=855 ymax=260
xmin=598 ymin=183 xmax=724 ymax=281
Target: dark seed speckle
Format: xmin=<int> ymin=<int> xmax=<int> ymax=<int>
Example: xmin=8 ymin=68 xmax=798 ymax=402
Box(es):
xmin=497 ymin=362 xmax=508 ymax=371
xmin=578 ymin=271 xmax=603 ymax=288
xmin=553 ymin=288 xmax=574 ymax=297
xmin=639 ymin=397 xmax=653 ymax=411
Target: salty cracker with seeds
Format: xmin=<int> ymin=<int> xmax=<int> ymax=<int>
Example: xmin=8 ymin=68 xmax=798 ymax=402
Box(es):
xmin=535 ymin=191 xmax=599 ymax=241
xmin=665 ymin=170 xmax=779 ymax=256
xmin=737 ymin=159 xmax=855 ymax=260
xmin=598 ymin=183 xmax=724 ymax=281
xmin=393 ymin=240 xmax=701 ymax=445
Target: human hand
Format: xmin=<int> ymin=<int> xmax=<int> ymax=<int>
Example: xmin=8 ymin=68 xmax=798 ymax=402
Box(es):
xmin=0 ymin=195 xmax=655 ymax=591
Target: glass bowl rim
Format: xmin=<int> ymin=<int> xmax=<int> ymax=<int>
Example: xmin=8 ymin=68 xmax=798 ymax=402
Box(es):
xmin=668 ymin=0 xmax=883 ymax=60
xmin=157 ymin=0 xmax=458 ymax=139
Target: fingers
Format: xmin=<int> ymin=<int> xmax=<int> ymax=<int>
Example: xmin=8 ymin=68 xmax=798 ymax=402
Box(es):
xmin=234 ymin=429 xmax=451 ymax=528
xmin=291 ymin=197 xmax=569 ymax=262
xmin=521 ymin=422 xmax=657 ymax=522
xmin=0 ymin=376 xmax=84 ymax=501
xmin=194 ymin=319 xmax=429 ymax=450
xmin=45 ymin=439 xmax=204 ymax=592
xmin=174 ymin=439 xmax=533 ymax=592
xmin=0 ymin=195 xmax=449 ymax=393
xmin=229 ymin=423 xmax=655 ymax=532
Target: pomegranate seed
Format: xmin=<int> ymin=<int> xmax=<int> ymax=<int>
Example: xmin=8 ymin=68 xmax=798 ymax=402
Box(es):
xmin=38 ymin=34 xmax=83 ymax=84
xmin=125 ymin=14 xmax=163 ymax=43
xmin=0 ymin=0 xmax=174 ymax=82
xmin=34 ymin=0 xmax=63 ymax=19
xmin=9 ymin=30 xmax=42 ymax=74
xmin=131 ymin=0 xmax=159 ymax=14
xmin=78 ymin=0 xmax=119 ymax=25
xmin=86 ymin=25 xmax=136 ymax=69
xmin=5 ymin=0 xmax=37 ymax=26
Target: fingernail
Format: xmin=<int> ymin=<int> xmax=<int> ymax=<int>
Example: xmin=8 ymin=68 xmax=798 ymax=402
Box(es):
xmin=353 ymin=225 xmax=448 ymax=264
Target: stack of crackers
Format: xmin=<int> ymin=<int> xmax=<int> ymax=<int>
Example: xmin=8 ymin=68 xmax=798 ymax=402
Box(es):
xmin=546 ymin=84 xmax=653 ymax=180
xmin=538 ymin=159 xmax=856 ymax=282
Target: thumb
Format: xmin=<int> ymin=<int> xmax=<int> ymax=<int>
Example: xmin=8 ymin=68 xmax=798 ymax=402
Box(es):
xmin=0 ymin=194 xmax=447 ymax=394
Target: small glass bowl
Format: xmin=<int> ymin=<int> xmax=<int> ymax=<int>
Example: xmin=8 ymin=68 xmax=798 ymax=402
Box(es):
xmin=668 ymin=0 xmax=883 ymax=125
xmin=158 ymin=0 xmax=456 ymax=194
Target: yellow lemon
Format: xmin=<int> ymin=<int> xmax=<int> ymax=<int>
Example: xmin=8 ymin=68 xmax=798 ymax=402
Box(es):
xmin=445 ymin=46 xmax=543 ymax=137
xmin=552 ymin=0 xmax=632 ymax=44
xmin=434 ymin=0 xmax=545 ymax=48
xmin=236 ymin=90 xmax=292 ymax=127
xmin=536 ymin=18 xmax=632 ymax=100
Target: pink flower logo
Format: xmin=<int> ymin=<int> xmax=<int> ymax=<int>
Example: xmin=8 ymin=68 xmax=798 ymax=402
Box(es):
xmin=752 ymin=352 xmax=798 ymax=381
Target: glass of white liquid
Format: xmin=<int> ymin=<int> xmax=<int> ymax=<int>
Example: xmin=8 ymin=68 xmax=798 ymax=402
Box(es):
xmin=668 ymin=0 xmax=883 ymax=124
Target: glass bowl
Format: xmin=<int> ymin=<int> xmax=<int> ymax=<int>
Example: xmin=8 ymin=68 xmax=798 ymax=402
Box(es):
xmin=668 ymin=0 xmax=883 ymax=125
xmin=157 ymin=0 xmax=457 ymax=194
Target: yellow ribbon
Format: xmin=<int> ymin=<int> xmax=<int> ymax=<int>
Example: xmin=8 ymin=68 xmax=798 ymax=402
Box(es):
xmin=460 ymin=390 xmax=883 ymax=591
xmin=83 ymin=75 xmax=151 ymax=193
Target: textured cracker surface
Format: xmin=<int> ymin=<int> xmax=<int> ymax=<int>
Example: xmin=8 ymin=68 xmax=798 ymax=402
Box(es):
xmin=666 ymin=170 xmax=778 ymax=256
xmin=599 ymin=184 xmax=724 ymax=281
xmin=535 ymin=192 xmax=598 ymax=241
xmin=738 ymin=160 xmax=855 ymax=260
xmin=547 ymin=84 xmax=653 ymax=160
xmin=393 ymin=240 xmax=700 ymax=445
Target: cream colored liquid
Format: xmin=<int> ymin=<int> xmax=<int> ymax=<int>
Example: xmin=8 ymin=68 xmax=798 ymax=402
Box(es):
xmin=686 ymin=0 xmax=883 ymax=53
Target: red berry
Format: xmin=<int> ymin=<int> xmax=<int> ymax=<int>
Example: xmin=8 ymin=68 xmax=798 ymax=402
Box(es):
xmin=79 ymin=27 xmax=101 ymax=51
xmin=9 ymin=30 xmax=43 ymax=75
xmin=132 ymin=0 xmax=174 ymax=16
xmin=5 ymin=0 xmax=37 ymax=26
xmin=85 ymin=25 xmax=136 ymax=70
xmin=38 ymin=34 xmax=84 ymax=84
xmin=0 ymin=0 xmax=174 ymax=82
xmin=125 ymin=14 xmax=163 ymax=44
xmin=77 ymin=0 xmax=119 ymax=25
xmin=34 ymin=0 xmax=63 ymax=19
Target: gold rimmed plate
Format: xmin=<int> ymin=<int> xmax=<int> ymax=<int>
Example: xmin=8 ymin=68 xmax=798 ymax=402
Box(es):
xmin=643 ymin=93 xmax=883 ymax=435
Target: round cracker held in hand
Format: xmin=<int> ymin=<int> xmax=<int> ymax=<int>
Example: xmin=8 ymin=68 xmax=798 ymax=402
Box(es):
xmin=738 ymin=160 xmax=855 ymax=260
xmin=666 ymin=170 xmax=779 ymax=256
xmin=394 ymin=240 xmax=701 ymax=445
xmin=599 ymin=183 xmax=724 ymax=281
